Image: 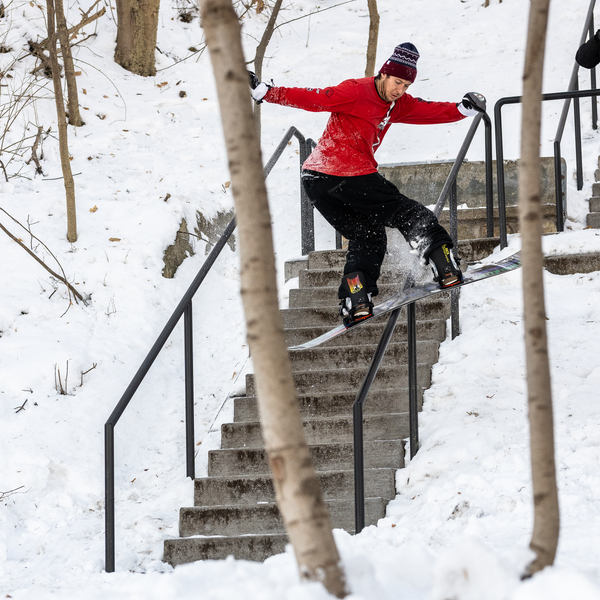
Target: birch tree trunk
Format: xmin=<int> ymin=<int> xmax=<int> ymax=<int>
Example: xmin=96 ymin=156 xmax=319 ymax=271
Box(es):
xmin=199 ymin=0 xmax=346 ymax=596
xmin=54 ymin=0 xmax=82 ymax=126
xmin=46 ymin=0 xmax=77 ymax=242
xmin=365 ymin=0 xmax=379 ymax=77
xmin=519 ymin=0 xmax=559 ymax=575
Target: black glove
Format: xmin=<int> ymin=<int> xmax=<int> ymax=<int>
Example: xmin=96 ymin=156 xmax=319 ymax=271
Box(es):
xmin=248 ymin=70 xmax=272 ymax=104
xmin=458 ymin=92 xmax=486 ymax=117
xmin=248 ymin=70 xmax=260 ymax=89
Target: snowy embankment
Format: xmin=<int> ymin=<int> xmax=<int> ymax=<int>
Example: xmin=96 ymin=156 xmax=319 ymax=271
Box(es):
xmin=2 ymin=0 xmax=600 ymax=598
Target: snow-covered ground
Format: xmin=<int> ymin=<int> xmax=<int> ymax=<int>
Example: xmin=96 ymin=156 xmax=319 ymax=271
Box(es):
xmin=2 ymin=0 xmax=600 ymax=598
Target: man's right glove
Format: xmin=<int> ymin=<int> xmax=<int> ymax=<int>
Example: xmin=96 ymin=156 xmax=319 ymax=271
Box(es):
xmin=457 ymin=92 xmax=486 ymax=117
xmin=248 ymin=70 xmax=272 ymax=104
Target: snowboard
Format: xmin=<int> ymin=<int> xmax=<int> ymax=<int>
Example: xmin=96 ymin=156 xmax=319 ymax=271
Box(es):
xmin=288 ymin=252 xmax=521 ymax=351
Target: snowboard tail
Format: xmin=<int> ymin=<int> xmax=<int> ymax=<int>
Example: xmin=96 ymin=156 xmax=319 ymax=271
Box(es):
xmin=288 ymin=252 xmax=521 ymax=351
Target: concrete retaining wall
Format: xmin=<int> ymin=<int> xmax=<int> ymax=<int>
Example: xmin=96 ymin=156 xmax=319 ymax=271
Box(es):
xmin=379 ymin=157 xmax=566 ymax=208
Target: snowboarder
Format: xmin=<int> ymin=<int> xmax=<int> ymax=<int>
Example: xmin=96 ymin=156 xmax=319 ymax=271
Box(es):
xmin=249 ymin=42 xmax=486 ymax=325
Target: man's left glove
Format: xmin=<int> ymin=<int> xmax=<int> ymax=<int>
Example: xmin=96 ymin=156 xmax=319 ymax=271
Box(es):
xmin=248 ymin=70 xmax=272 ymax=104
xmin=457 ymin=92 xmax=486 ymax=117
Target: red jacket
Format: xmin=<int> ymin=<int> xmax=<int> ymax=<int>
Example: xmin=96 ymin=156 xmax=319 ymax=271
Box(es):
xmin=264 ymin=77 xmax=466 ymax=176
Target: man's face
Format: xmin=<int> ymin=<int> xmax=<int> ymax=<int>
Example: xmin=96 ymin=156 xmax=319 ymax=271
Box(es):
xmin=379 ymin=74 xmax=412 ymax=102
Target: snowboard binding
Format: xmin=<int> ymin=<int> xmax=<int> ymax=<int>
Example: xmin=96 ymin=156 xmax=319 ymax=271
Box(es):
xmin=339 ymin=271 xmax=373 ymax=326
xmin=428 ymin=244 xmax=463 ymax=288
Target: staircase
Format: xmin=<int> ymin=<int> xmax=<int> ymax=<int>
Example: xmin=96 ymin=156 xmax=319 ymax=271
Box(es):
xmin=161 ymin=144 xmax=600 ymax=566
xmin=163 ymin=236 xmax=499 ymax=567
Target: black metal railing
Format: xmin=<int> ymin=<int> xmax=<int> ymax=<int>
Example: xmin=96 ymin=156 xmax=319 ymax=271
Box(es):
xmin=104 ymin=126 xmax=315 ymax=573
xmin=353 ymin=110 xmax=494 ymax=533
xmin=495 ymin=0 xmax=598 ymax=247
xmin=495 ymin=88 xmax=600 ymax=246
xmin=561 ymin=0 xmax=598 ymax=191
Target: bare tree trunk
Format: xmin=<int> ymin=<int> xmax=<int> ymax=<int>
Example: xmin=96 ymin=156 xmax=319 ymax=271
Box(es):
xmin=365 ymin=0 xmax=379 ymax=77
xmin=114 ymin=0 xmax=160 ymax=76
xmin=54 ymin=0 xmax=83 ymax=126
xmin=251 ymin=0 xmax=283 ymax=142
xmin=519 ymin=0 xmax=559 ymax=576
xmin=46 ymin=0 xmax=77 ymax=242
xmin=200 ymin=1 xmax=346 ymax=596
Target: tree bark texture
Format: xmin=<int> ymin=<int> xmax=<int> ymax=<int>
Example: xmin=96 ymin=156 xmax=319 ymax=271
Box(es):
xmin=199 ymin=1 xmax=346 ymax=596
xmin=114 ymin=0 xmax=159 ymax=76
xmin=46 ymin=0 xmax=78 ymax=242
xmin=365 ymin=0 xmax=379 ymax=77
xmin=519 ymin=0 xmax=559 ymax=575
xmin=251 ymin=0 xmax=283 ymax=142
xmin=54 ymin=0 xmax=83 ymax=126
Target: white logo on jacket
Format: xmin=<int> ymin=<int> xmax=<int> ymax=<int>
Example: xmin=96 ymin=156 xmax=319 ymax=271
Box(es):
xmin=373 ymin=101 xmax=396 ymax=150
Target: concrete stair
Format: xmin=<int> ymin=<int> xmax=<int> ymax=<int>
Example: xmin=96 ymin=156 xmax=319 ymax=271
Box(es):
xmin=587 ymin=157 xmax=600 ymax=228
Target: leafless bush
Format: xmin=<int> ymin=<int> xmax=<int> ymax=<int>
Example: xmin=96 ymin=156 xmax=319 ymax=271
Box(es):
xmin=0 ymin=63 xmax=51 ymax=180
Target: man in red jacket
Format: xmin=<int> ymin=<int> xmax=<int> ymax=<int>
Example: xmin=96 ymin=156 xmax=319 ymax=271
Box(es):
xmin=250 ymin=42 xmax=485 ymax=325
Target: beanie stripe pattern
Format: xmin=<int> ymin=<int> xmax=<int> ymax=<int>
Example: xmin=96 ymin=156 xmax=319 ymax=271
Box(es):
xmin=380 ymin=42 xmax=420 ymax=83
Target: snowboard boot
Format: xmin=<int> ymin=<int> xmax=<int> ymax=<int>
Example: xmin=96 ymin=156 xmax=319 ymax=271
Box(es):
xmin=339 ymin=271 xmax=373 ymax=326
xmin=428 ymin=244 xmax=462 ymax=288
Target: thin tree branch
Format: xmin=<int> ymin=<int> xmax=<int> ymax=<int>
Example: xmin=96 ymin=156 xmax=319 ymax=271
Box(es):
xmin=272 ymin=0 xmax=356 ymax=33
xmin=14 ymin=399 xmax=28 ymax=413
xmin=0 ymin=212 xmax=85 ymax=304
xmin=35 ymin=1 xmax=105 ymax=50
xmin=25 ymin=125 xmax=44 ymax=174
xmin=0 ymin=486 xmax=25 ymax=499
xmin=0 ymin=159 xmax=8 ymax=182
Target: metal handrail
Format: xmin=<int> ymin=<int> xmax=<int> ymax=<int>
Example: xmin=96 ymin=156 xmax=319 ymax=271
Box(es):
xmin=495 ymin=0 xmax=598 ymax=246
xmin=495 ymin=88 xmax=600 ymax=246
xmin=558 ymin=0 xmax=597 ymax=191
xmin=353 ymin=110 xmax=492 ymax=533
xmin=104 ymin=126 xmax=314 ymax=573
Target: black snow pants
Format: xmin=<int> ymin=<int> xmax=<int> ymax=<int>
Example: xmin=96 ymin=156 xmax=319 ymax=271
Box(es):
xmin=301 ymin=169 xmax=452 ymax=298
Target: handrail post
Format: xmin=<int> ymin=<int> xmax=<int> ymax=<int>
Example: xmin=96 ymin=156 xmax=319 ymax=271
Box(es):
xmin=353 ymin=400 xmax=365 ymax=533
xmin=592 ymin=65 xmax=598 ymax=130
xmin=494 ymin=99 xmax=510 ymax=249
xmin=574 ymin=79 xmax=584 ymax=191
xmin=105 ymin=422 xmax=115 ymax=573
xmin=184 ymin=301 xmax=195 ymax=479
xmin=554 ymin=140 xmax=565 ymax=232
xmin=451 ymin=288 xmax=460 ymax=340
xmin=407 ymin=302 xmax=419 ymax=458
xmin=483 ymin=114 xmax=494 ymax=238
xmin=299 ymin=137 xmax=315 ymax=255
xmin=590 ymin=15 xmax=598 ymax=129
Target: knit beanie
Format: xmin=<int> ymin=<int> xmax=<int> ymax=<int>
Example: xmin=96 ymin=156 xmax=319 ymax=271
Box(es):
xmin=379 ymin=42 xmax=419 ymax=82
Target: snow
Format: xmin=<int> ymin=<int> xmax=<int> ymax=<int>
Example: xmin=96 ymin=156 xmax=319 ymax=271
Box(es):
xmin=1 ymin=0 xmax=600 ymax=598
